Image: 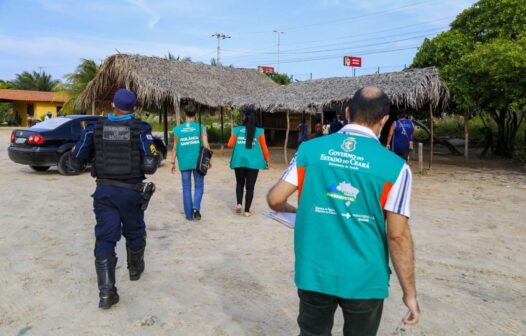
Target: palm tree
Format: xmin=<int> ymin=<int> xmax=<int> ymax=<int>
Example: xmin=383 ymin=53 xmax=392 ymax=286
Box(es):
xmin=14 ymin=71 xmax=60 ymax=91
xmin=61 ymin=59 xmax=101 ymax=114
xmin=0 ymin=80 xmax=15 ymax=89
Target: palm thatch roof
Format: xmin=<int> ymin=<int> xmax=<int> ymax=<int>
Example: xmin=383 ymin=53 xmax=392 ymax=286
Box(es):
xmin=231 ymin=67 xmax=449 ymax=113
xmin=77 ymin=54 xmax=448 ymax=113
xmin=76 ymin=54 xmax=277 ymax=111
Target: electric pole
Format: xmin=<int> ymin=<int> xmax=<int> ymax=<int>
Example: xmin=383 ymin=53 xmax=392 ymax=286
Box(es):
xmin=211 ymin=33 xmax=231 ymax=66
xmin=273 ymin=30 xmax=284 ymax=73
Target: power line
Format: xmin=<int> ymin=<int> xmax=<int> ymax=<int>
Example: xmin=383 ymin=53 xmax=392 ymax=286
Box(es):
xmin=221 ymin=26 xmax=445 ymax=60
xmin=237 ymin=46 xmax=420 ymax=67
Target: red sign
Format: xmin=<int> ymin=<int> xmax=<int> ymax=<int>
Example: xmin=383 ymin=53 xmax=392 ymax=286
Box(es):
xmin=343 ymin=56 xmax=362 ymax=67
xmin=257 ymin=66 xmax=275 ymax=74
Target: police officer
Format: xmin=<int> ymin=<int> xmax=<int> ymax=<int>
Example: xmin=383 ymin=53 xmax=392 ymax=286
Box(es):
xmin=69 ymin=89 xmax=158 ymax=309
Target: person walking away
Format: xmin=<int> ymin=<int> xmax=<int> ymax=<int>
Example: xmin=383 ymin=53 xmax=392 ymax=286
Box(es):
xmin=267 ymin=87 xmax=420 ymax=335
xmin=322 ymin=121 xmax=330 ymax=135
xmin=69 ymin=89 xmax=159 ymax=309
xmin=386 ymin=110 xmax=415 ymax=161
xmin=311 ymin=122 xmax=324 ymax=139
xmin=297 ymin=121 xmax=308 ymax=146
xmin=329 ymin=114 xmax=344 ymax=134
xmin=227 ymin=108 xmax=270 ymax=217
xmin=44 ymin=111 xmax=52 ymax=121
xmin=171 ymin=101 xmax=211 ymax=221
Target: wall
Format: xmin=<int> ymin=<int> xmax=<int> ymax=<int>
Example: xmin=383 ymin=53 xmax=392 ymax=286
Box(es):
xmin=34 ymin=102 xmax=62 ymax=120
xmin=12 ymin=101 xmax=63 ymax=127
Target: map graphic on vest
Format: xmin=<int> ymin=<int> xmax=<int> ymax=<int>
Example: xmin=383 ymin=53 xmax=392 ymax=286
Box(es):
xmin=326 ymin=181 xmax=360 ymax=204
xmin=341 ymin=137 xmax=356 ymax=152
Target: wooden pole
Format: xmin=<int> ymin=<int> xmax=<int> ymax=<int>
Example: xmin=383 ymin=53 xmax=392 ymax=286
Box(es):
xmin=91 ymin=101 xmax=95 ymax=116
xmin=220 ymin=107 xmax=224 ymax=152
xmin=464 ymin=109 xmax=470 ymax=161
xmin=418 ymin=142 xmax=424 ymax=174
xmin=284 ymin=111 xmax=290 ymax=164
xmin=429 ymin=102 xmax=434 ymax=170
xmin=175 ymin=100 xmax=181 ymax=126
xmin=163 ymin=103 xmax=168 ymax=145
xmin=230 ymin=109 xmax=234 ymax=136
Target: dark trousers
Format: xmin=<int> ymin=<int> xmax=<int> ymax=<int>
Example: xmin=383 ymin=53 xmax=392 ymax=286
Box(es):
xmin=92 ymin=185 xmax=146 ymax=258
xmin=234 ymin=168 xmax=259 ymax=212
xmin=298 ymin=289 xmax=384 ymax=336
xmin=395 ymin=151 xmax=410 ymax=161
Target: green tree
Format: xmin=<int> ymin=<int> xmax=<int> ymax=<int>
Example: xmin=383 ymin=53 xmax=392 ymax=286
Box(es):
xmin=0 ymin=80 xmax=15 ymax=89
xmin=13 ymin=71 xmax=60 ymax=91
xmin=412 ymin=0 xmax=526 ymax=157
xmin=61 ymin=59 xmax=101 ymax=113
xmin=266 ymin=72 xmax=293 ymax=85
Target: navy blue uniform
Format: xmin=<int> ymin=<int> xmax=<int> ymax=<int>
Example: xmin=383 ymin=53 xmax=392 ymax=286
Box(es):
xmin=71 ymin=116 xmax=157 ymax=258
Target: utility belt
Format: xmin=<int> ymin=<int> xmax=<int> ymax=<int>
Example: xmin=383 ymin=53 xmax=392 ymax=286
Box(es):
xmin=96 ymin=179 xmax=156 ymax=211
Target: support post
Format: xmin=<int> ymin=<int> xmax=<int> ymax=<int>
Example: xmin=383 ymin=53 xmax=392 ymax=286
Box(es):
xmin=175 ymin=100 xmax=181 ymax=126
xmin=429 ymin=103 xmax=434 ymax=170
xmin=230 ymin=109 xmax=234 ymax=135
xmin=284 ymin=111 xmax=290 ymax=164
xmin=163 ymin=104 xmax=168 ymax=145
xmin=91 ymin=101 xmax=95 ymax=115
xmin=418 ymin=142 xmax=424 ymax=175
xmin=220 ymin=107 xmax=224 ymax=152
xmin=464 ymin=109 xmax=470 ymax=161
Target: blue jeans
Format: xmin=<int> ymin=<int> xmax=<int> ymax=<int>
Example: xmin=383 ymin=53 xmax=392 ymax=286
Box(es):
xmin=181 ymin=169 xmax=204 ymax=220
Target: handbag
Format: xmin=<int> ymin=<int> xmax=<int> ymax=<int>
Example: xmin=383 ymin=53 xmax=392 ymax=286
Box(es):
xmin=195 ymin=118 xmax=213 ymax=176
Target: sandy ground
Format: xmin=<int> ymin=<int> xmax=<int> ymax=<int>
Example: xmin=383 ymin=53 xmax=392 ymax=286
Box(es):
xmin=0 ymin=127 xmax=525 ymax=336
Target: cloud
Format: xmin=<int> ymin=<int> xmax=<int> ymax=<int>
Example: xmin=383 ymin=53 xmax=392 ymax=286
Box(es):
xmin=126 ymin=0 xmax=161 ymax=29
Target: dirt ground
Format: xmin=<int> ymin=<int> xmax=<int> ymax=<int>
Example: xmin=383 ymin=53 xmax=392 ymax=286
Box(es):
xmin=0 ymin=127 xmax=525 ymax=336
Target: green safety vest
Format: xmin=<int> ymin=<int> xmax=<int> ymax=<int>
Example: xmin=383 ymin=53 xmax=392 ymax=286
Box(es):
xmin=230 ymin=126 xmax=266 ymax=170
xmin=173 ymin=121 xmax=202 ymax=171
xmin=294 ymin=132 xmax=405 ymax=299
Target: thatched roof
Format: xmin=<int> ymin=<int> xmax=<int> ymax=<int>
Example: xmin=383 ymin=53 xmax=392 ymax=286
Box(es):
xmin=77 ymin=54 xmax=448 ymax=114
xmin=76 ymin=54 xmax=277 ymax=111
xmin=231 ymin=67 xmax=449 ymax=113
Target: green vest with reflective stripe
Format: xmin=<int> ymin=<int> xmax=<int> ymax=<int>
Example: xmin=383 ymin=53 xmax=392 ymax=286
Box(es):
xmin=173 ymin=122 xmax=202 ymax=171
xmin=230 ymin=126 xmax=266 ymax=170
xmin=294 ymin=132 xmax=405 ymax=299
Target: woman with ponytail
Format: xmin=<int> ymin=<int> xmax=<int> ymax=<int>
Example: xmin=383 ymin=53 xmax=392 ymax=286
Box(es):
xmin=227 ymin=108 xmax=270 ymax=217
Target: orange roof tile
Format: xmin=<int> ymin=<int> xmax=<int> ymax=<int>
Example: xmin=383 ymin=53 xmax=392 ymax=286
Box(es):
xmin=0 ymin=89 xmax=69 ymax=103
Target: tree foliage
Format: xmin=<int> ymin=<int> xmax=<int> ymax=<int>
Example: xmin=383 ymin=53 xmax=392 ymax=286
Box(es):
xmin=412 ymin=0 xmax=526 ymax=157
xmin=13 ymin=71 xmax=60 ymax=91
xmin=61 ymin=59 xmax=101 ymax=113
xmin=266 ymin=72 xmax=293 ymax=85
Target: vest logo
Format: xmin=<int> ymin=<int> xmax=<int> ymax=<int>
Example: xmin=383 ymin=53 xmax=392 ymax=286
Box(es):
xmin=326 ymin=181 xmax=360 ymax=203
xmin=341 ymin=137 xmax=356 ymax=152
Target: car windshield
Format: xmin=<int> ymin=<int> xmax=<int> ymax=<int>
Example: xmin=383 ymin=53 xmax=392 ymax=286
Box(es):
xmin=30 ymin=117 xmax=70 ymax=130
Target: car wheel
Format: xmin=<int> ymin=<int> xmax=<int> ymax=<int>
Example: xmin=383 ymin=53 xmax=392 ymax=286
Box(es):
xmin=57 ymin=151 xmax=82 ymax=176
xmin=30 ymin=166 xmax=50 ymax=172
xmin=157 ymin=151 xmax=164 ymax=167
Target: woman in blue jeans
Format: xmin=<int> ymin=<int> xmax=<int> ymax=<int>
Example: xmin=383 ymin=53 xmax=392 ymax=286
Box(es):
xmin=171 ymin=102 xmax=211 ymax=221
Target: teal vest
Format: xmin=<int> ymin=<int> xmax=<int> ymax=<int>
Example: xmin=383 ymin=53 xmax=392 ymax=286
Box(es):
xmin=294 ymin=133 xmax=405 ymax=299
xmin=230 ymin=126 xmax=266 ymax=170
xmin=173 ymin=122 xmax=202 ymax=171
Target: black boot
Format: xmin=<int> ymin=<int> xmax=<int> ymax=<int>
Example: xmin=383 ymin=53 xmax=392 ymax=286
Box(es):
xmin=95 ymin=255 xmax=119 ymax=309
xmin=127 ymin=246 xmax=145 ymax=281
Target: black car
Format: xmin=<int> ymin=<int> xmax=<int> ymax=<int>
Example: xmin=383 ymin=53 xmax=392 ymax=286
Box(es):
xmin=8 ymin=115 xmax=167 ymax=175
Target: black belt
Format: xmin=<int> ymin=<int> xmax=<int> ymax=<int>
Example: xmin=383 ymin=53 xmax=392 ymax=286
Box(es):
xmin=96 ymin=179 xmax=140 ymax=191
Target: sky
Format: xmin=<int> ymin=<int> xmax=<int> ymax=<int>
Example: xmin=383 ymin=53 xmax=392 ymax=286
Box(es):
xmin=0 ymin=0 xmax=477 ymax=82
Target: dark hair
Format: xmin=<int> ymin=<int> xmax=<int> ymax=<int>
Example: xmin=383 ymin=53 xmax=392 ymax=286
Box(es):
xmin=348 ymin=87 xmax=390 ymax=125
xmin=183 ymin=100 xmax=196 ymax=117
xmin=241 ymin=108 xmax=257 ymax=149
xmin=398 ymin=109 xmax=409 ymax=118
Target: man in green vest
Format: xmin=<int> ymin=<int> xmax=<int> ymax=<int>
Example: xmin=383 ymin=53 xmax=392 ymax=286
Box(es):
xmin=268 ymin=86 xmax=420 ymax=335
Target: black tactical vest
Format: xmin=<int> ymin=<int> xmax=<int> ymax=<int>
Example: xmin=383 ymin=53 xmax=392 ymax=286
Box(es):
xmin=93 ymin=118 xmax=143 ymax=180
